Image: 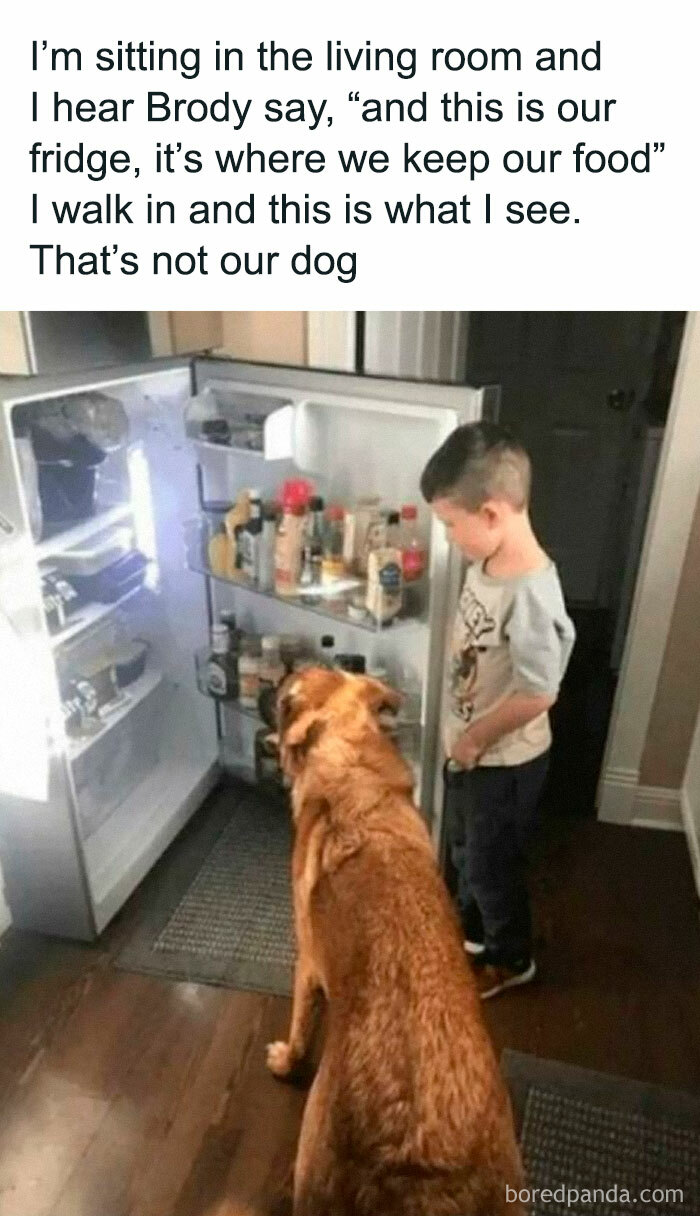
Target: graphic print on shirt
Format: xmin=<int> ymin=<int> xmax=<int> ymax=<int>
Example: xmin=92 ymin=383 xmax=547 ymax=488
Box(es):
xmin=451 ymin=584 xmax=496 ymax=725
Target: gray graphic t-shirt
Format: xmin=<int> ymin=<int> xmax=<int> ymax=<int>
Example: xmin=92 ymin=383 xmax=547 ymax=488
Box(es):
xmin=446 ymin=560 xmax=576 ymax=767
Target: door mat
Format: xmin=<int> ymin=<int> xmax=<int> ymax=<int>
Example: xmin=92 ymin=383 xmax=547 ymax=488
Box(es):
xmin=115 ymin=783 xmax=295 ymax=997
xmin=502 ymin=1050 xmax=700 ymax=1215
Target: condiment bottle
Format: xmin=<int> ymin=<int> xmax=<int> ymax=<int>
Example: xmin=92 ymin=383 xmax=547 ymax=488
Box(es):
xmin=366 ymin=546 xmax=404 ymax=625
xmin=400 ymin=505 xmax=426 ymax=581
xmin=275 ymin=479 xmax=311 ymax=596
xmin=208 ymin=623 xmax=238 ymax=698
xmin=240 ymin=489 xmax=263 ymax=582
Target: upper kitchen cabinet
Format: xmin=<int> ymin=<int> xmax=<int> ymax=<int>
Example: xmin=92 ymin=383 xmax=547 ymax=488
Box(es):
xmin=0 ymin=311 xmax=226 ymax=376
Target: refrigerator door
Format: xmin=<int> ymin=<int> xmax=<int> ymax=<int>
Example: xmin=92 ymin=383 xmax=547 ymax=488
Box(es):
xmin=0 ymin=358 xmax=218 ymax=937
xmin=190 ymin=357 xmax=485 ymax=849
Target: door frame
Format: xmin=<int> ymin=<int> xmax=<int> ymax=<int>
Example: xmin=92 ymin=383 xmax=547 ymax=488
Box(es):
xmin=598 ymin=311 xmax=700 ymax=829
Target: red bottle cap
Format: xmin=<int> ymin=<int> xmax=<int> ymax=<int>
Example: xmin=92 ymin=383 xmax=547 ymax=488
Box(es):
xmin=280 ymin=478 xmax=314 ymax=511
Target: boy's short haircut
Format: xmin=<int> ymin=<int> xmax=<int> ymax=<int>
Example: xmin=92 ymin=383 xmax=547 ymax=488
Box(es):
xmin=420 ymin=421 xmax=531 ymax=511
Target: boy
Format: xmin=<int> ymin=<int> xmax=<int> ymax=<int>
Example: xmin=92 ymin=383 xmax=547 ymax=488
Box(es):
xmin=421 ymin=422 xmax=575 ymax=999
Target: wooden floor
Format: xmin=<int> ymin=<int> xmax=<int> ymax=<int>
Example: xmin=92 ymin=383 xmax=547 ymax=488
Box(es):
xmin=0 ymin=812 xmax=699 ymax=1216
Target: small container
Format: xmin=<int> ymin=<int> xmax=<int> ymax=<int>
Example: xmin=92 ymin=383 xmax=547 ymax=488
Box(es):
xmin=259 ymin=635 xmax=286 ymax=692
xmin=238 ymin=637 xmax=261 ymax=709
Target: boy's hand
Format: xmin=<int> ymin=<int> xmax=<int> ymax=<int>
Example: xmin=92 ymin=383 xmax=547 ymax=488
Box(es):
xmin=451 ymin=730 xmax=484 ymax=771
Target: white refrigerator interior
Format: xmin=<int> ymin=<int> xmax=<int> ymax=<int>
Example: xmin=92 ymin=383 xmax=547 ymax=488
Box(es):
xmin=0 ymin=355 xmax=484 ymax=939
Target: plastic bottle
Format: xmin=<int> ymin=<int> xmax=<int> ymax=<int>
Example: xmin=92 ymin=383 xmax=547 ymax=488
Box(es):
xmin=400 ymin=505 xmax=426 ymax=581
xmin=322 ymin=505 xmax=346 ymax=585
xmin=275 ymin=479 xmax=311 ymax=596
xmin=320 ymin=635 xmax=336 ymax=667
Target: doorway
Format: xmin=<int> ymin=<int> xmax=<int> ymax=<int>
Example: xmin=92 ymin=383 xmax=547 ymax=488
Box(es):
xmin=464 ymin=312 xmax=686 ymax=815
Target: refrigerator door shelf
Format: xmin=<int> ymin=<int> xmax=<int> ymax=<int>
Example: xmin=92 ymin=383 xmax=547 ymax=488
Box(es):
xmin=188 ymin=398 xmax=295 ymax=462
xmin=187 ymin=558 xmax=426 ymax=635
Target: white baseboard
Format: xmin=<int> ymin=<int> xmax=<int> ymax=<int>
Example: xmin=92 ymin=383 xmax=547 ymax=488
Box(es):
xmin=597 ymin=767 xmax=638 ymax=824
xmin=681 ymin=788 xmax=700 ymax=898
xmin=631 ymin=784 xmax=683 ymax=831
xmin=598 ymin=768 xmax=683 ymax=830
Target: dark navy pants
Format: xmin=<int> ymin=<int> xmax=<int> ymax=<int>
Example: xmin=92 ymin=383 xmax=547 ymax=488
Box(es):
xmin=443 ymin=751 xmax=549 ymax=966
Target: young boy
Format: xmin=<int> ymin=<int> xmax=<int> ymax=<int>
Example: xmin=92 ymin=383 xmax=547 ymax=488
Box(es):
xmin=421 ymin=422 xmax=575 ymax=999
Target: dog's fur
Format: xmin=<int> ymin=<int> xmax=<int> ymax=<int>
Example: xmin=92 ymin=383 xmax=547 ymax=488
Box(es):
xmin=265 ymin=666 xmax=525 ymax=1216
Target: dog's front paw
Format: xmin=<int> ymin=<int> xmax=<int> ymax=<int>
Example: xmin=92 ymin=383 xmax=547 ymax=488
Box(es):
xmin=266 ymin=1040 xmax=295 ymax=1077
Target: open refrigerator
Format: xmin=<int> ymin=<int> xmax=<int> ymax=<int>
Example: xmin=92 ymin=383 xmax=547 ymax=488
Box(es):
xmin=0 ymin=355 xmax=486 ymax=940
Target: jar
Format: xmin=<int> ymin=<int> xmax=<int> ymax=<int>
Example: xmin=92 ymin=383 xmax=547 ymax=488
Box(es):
xmin=238 ymin=637 xmax=261 ymax=709
xmin=259 ymin=635 xmax=286 ymax=692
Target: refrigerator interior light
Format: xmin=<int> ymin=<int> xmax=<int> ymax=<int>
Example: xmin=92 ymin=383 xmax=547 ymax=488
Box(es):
xmin=127 ymin=443 xmax=159 ymax=591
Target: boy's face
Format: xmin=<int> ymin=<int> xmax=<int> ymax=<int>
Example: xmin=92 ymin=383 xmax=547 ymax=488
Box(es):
xmin=432 ymin=497 xmax=504 ymax=561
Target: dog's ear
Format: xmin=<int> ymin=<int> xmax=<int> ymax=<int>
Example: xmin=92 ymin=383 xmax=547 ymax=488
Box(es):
xmin=280 ymin=708 xmax=327 ymax=776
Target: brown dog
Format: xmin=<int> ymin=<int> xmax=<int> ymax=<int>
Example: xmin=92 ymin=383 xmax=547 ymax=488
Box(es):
xmin=266 ymin=666 xmax=525 ymax=1216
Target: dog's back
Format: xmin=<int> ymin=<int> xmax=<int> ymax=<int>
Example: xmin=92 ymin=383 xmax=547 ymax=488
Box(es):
xmin=306 ymin=818 xmax=525 ymax=1216
xmin=274 ymin=667 xmax=525 ymax=1216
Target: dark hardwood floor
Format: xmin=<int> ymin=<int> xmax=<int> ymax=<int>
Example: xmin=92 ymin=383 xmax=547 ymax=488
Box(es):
xmin=0 ymin=810 xmax=699 ymax=1216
